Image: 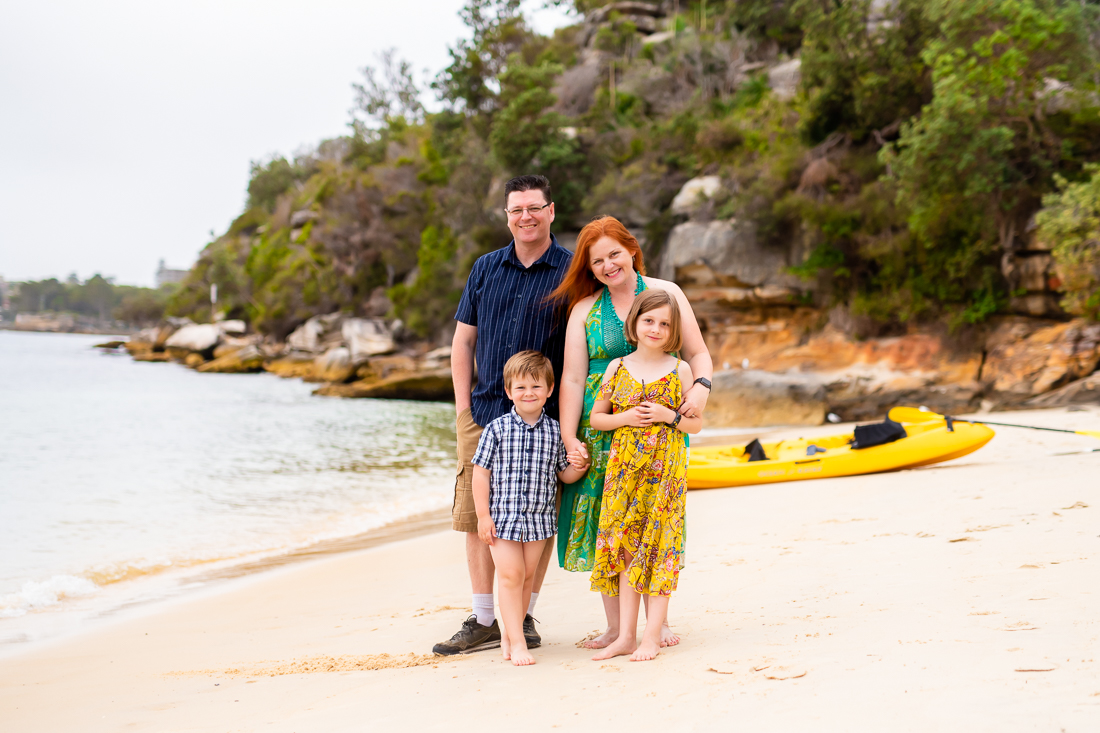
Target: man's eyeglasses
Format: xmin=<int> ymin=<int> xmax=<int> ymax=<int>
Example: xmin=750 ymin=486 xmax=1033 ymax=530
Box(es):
xmin=505 ymin=203 xmax=551 ymax=217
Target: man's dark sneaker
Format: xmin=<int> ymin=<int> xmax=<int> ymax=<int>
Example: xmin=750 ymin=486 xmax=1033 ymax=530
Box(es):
xmin=432 ymin=615 xmax=501 ymax=656
xmin=523 ymin=614 xmax=541 ymax=648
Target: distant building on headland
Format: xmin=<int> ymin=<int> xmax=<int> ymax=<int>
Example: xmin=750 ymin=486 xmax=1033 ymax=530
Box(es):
xmin=156 ymin=259 xmax=189 ymax=288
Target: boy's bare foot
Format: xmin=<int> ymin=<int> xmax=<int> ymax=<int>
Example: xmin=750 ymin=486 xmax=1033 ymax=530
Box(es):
xmin=583 ymin=628 xmax=619 ymax=649
xmin=660 ymin=622 xmax=680 ymax=647
xmin=510 ymin=647 xmax=536 ymax=666
xmin=501 ymin=636 xmax=511 ymax=661
xmin=630 ymin=639 xmax=661 ymax=661
xmin=591 ymin=637 xmax=636 ymax=661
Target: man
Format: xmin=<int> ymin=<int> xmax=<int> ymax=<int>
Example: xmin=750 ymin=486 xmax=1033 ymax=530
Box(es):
xmin=433 ymin=174 xmax=571 ymax=655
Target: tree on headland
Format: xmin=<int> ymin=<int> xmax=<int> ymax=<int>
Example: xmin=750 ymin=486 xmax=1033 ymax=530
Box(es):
xmin=11 ymin=275 xmax=173 ymax=327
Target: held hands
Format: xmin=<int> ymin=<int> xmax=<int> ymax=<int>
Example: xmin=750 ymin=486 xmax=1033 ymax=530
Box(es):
xmin=477 ymin=515 xmax=496 ymax=546
xmin=566 ymin=446 xmax=590 ymax=470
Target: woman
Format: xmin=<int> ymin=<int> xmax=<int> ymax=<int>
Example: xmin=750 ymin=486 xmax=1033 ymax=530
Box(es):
xmin=549 ymin=215 xmax=713 ymax=649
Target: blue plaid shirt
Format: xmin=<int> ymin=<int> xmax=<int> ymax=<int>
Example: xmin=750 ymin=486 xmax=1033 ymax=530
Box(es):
xmin=472 ymin=407 xmax=568 ymax=542
xmin=454 ymin=235 xmax=571 ymax=427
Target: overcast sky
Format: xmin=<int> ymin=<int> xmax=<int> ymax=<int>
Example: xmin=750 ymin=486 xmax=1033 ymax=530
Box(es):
xmin=0 ymin=1 xmax=573 ymax=287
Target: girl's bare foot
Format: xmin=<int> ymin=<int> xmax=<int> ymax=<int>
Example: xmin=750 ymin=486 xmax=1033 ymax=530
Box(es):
xmin=630 ymin=639 xmax=661 ymax=661
xmin=591 ymin=637 xmax=637 ymax=661
xmin=511 ymin=647 xmax=536 ymax=666
xmin=660 ymin=622 xmax=680 ymax=647
xmin=501 ymin=635 xmax=511 ymax=661
xmin=583 ymin=628 xmax=620 ymax=649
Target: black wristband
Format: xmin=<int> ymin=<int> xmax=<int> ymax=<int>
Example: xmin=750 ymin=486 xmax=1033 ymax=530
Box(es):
xmin=670 ymin=412 xmax=682 ymax=428
xmin=693 ymin=377 xmax=712 ymax=391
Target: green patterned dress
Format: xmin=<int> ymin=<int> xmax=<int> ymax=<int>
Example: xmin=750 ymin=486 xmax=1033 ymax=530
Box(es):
xmin=557 ymin=276 xmax=646 ymax=571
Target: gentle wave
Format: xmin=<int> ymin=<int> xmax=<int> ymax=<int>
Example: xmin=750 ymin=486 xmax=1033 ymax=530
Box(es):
xmin=2 ymin=490 xmax=453 ymax=621
xmin=0 ymin=575 xmax=99 ymax=618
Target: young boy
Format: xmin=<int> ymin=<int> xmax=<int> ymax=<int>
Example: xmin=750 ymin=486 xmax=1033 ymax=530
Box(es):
xmin=472 ymin=350 xmax=589 ymax=666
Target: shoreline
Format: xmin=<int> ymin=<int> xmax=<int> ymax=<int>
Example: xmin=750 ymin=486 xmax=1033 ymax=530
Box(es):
xmin=0 ymin=506 xmax=451 ymax=660
xmin=2 ymin=407 xmax=1098 ymax=730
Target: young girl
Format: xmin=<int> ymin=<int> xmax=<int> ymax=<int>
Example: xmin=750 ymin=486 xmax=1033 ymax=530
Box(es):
xmin=588 ymin=289 xmax=701 ymax=662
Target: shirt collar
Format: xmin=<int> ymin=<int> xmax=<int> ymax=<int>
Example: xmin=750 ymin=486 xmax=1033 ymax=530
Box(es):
xmin=505 ymin=233 xmax=567 ymax=270
xmin=509 ymin=405 xmax=546 ymax=429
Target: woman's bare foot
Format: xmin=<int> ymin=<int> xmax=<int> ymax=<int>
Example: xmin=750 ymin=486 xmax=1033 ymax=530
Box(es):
xmin=660 ymin=622 xmax=680 ymax=647
xmin=591 ymin=637 xmax=637 ymax=661
xmin=630 ymin=639 xmax=661 ymax=661
xmin=583 ymin=628 xmax=620 ymax=649
xmin=501 ymin=635 xmax=511 ymax=661
xmin=510 ymin=647 xmax=536 ymax=666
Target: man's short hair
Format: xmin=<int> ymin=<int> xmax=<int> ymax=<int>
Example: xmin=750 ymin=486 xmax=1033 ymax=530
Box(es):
xmin=503 ymin=350 xmax=555 ymax=390
xmin=624 ymin=289 xmax=684 ymax=354
xmin=504 ymin=175 xmax=552 ymax=207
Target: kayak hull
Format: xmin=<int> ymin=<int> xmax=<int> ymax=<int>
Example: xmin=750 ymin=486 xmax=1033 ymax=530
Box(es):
xmin=687 ymin=419 xmax=994 ymax=489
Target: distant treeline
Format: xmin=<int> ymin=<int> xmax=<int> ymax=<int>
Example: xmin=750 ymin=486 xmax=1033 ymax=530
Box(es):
xmin=159 ymin=0 xmax=1100 ymax=338
xmin=9 ymin=276 xmax=173 ymax=326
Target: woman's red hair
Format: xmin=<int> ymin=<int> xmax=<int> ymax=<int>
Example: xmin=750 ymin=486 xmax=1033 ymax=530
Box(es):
xmin=548 ymin=216 xmax=646 ymax=313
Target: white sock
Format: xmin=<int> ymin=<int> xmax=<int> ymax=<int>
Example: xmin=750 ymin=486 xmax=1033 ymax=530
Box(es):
xmin=527 ymin=592 xmax=539 ymax=617
xmin=472 ymin=594 xmax=495 ymax=627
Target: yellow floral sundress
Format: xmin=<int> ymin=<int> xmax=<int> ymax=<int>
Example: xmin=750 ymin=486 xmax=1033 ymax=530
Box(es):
xmin=590 ymin=360 xmax=687 ymax=597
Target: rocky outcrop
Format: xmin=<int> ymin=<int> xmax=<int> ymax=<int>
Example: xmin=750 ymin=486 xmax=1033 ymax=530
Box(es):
xmin=982 ymin=318 xmax=1100 ymax=397
xmin=660 ymin=219 xmax=803 ymax=294
xmin=264 ymin=356 xmax=320 ymax=381
xmin=284 ymin=312 xmax=395 ymax=359
xmin=314 ymin=369 xmax=454 ymax=401
xmin=1025 ymin=372 xmax=1100 ymax=408
xmin=706 ymin=369 xmax=827 ymax=427
xmin=197 ymin=345 xmax=265 ymax=374
xmin=689 ymin=287 xmax=1100 ymax=424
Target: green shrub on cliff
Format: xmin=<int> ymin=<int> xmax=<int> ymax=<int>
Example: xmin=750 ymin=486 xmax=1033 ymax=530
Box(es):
xmin=878 ymin=0 xmax=1098 ymax=324
xmin=1037 ymin=164 xmax=1100 ymax=318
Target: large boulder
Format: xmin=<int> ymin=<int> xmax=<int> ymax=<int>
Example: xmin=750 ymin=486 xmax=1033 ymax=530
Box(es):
xmin=315 ymin=347 xmax=356 ymax=383
xmin=286 ymin=312 xmax=343 ymax=354
xmin=660 ymin=219 xmax=802 ymax=290
xmin=342 ymin=318 xmax=395 ymax=361
xmin=768 ymin=58 xmax=801 ymax=101
xmin=217 ymin=320 xmax=247 ymax=336
xmin=706 ymin=369 xmax=828 ymax=427
xmin=670 ymin=176 xmax=722 ymax=216
xmin=164 ymin=323 xmax=221 ymax=354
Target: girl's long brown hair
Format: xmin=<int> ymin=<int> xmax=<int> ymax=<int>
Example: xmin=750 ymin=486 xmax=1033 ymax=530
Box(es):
xmin=548 ymin=215 xmax=646 ymax=313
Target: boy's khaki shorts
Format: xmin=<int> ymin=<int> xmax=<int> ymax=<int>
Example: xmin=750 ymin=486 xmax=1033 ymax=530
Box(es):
xmin=452 ymin=408 xmax=484 ymax=533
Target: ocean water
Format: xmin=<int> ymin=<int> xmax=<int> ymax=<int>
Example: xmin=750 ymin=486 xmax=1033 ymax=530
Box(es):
xmin=0 ymin=331 xmax=455 ymax=648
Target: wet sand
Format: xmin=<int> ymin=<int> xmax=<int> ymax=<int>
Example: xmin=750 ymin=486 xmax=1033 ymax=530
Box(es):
xmin=2 ymin=408 xmax=1098 ymax=731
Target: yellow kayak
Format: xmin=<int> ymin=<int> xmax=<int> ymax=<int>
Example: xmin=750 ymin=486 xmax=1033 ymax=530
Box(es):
xmin=687 ymin=416 xmax=994 ymax=489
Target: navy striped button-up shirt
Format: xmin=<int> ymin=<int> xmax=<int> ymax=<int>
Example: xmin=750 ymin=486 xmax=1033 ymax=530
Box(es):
xmin=455 ymin=235 xmax=571 ymax=427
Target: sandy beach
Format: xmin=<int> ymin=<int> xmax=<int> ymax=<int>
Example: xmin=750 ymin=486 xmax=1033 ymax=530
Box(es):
xmin=3 ymin=407 xmax=1099 ymax=732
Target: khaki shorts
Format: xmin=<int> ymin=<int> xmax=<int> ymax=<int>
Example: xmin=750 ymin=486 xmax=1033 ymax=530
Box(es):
xmin=452 ymin=408 xmax=484 ymax=533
